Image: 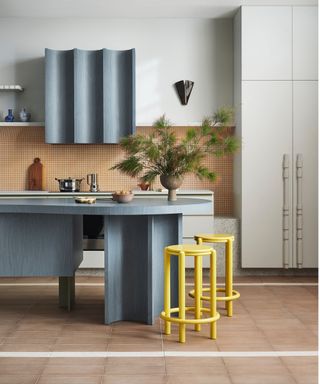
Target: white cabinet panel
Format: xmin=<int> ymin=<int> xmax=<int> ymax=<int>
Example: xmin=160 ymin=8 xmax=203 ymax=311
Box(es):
xmin=242 ymin=81 xmax=293 ymax=267
xmin=80 ymin=251 xmax=104 ymax=268
xmin=183 ymin=216 xmax=214 ymax=237
xmin=293 ymin=81 xmax=318 ymax=268
xmin=293 ymin=7 xmax=318 ymax=80
xmin=183 ymin=215 xmax=213 ymax=268
xmin=242 ymin=7 xmax=292 ymax=80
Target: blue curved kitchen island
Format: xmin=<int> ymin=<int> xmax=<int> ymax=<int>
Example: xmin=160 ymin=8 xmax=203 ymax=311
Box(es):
xmin=0 ymin=197 xmax=211 ymax=324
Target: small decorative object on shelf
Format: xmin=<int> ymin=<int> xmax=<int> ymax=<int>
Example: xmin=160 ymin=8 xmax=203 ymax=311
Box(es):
xmin=19 ymin=108 xmax=31 ymax=122
xmin=137 ymin=180 xmax=150 ymax=191
xmin=174 ymin=80 xmax=194 ymax=105
xmin=5 ymin=109 xmax=14 ymax=122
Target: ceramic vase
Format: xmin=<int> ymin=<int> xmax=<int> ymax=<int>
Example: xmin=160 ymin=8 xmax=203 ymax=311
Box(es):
xmin=5 ymin=109 xmax=14 ymax=122
xmin=160 ymin=175 xmax=183 ymax=201
xmin=20 ymin=108 xmax=31 ymax=122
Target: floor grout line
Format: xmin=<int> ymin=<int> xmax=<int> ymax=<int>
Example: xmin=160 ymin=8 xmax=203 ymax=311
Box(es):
xmin=221 ymin=353 xmax=235 ymax=384
xmin=159 ymin=318 xmax=168 ymax=376
xmin=279 ymin=355 xmax=301 ymax=384
xmin=259 ymin=285 xmax=291 ymax=354
xmin=0 ymin=351 xmax=317 ymax=358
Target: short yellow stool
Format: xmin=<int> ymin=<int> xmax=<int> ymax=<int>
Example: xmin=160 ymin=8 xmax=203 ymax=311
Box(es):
xmin=160 ymin=244 xmax=220 ymax=343
xmin=190 ymin=234 xmax=240 ymax=317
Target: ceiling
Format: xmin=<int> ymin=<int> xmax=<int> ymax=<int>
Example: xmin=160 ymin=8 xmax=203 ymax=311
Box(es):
xmin=0 ymin=0 xmax=317 ymax=18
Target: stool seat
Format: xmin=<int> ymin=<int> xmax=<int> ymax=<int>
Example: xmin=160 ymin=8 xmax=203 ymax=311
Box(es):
xmin=194 ymin=234 xmax=235 ymax=243
xmin=166 ymin=244 xmax=214 ymax=255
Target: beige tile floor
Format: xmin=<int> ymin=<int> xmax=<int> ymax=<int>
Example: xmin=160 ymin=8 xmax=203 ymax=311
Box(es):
xmin=0 ymin=276 xmax=317 ymax=384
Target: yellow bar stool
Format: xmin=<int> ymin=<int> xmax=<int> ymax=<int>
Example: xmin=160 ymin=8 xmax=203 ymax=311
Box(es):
xmin=190 ymin=234 xmax=240 ymax=317
xmin=160 ymin=244 xmax=220 ymax=343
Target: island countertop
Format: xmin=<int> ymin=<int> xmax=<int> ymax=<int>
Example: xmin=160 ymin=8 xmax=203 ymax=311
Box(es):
xmin=0 ymin=197 xmax=212 ymax=216
xmin=0 ymin=189 xmax=213 ymax=197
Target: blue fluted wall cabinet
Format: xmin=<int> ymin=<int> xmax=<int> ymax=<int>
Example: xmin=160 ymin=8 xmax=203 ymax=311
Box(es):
xmin=45 ymin=48 xmax=135 ymax=144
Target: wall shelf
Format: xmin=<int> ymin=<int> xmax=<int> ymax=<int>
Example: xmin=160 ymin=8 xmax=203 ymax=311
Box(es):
xmin=0 ymin=85 xmax=24 ymax=92
xmin=0 ymin=122 xmax=44 ymax=127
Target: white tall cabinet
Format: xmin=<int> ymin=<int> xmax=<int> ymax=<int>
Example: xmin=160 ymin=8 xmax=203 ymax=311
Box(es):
xmin=292 ymin=81 xmax=318 ymax=268
xmin=234 ymin=6 xmax=318 ymax=268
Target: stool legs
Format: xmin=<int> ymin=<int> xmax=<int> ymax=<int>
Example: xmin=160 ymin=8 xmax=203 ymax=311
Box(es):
xmin=164 ymin=249 xmax=171 ymax=335
xmin=178 ymin=251 xmax=186 ymax=343
xmin=161 ymin=245 xmax=221 ymax=343
xmin=225 ymin=239 xmax=233 ymax=317
xmin=195 ymin=236 xmax=203 ymax=331
xmin=210 ymin=249 xmax=217 ymax=339
xmin=194 ymin=255 xmax=202 ymax=332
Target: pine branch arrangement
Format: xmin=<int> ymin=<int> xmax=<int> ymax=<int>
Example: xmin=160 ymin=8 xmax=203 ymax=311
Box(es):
xmin=111 ymin=107 xmax=240 ymax=184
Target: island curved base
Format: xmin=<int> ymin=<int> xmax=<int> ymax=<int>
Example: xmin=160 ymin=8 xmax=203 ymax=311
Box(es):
xmin=104 ymin=214 xmax=181 ymax=324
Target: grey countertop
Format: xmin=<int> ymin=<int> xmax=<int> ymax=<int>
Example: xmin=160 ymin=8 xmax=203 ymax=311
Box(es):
xmin=0 ymin=189 xmax=213 ymax=197
xmin=0 ymin=197 xmax=212 ymax=216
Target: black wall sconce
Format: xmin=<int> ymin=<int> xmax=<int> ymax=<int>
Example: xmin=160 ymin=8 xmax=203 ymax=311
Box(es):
xmin=174 ymin=80 xmax=194 ymax=105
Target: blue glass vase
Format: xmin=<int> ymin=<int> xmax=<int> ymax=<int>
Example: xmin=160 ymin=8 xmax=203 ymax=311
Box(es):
xmin=5 ymin=109 xmax=14 ymax=122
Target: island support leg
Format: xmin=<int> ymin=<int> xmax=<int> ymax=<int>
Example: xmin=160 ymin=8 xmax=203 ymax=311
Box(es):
xmin=104 ymin=214 xmax=182 ymax=325
xmin=59 ymin=275 xmax=75 ymax=311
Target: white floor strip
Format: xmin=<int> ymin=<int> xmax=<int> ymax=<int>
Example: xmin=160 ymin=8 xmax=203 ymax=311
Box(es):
xmin=0 ymin=351 xmax=317 ymax=358
xmin=164 ymin=351 xmax=319 ymax=357
xmin=187 ymin=282 xmax=318 ymax=287
xmin=0 ymin=283 xmax=59 ymax=286
xmin=0 ymin=282 xmax=317 ymax=287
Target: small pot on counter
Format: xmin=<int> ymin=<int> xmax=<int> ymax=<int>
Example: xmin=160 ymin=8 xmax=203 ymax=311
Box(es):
xmin=55 ymin=177 xmax=84 ymax=192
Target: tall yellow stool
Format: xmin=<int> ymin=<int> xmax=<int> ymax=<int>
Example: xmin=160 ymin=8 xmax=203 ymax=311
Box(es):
xmin=190 ymin=234 xmax=240 ymax=317
xmin=160 ymin=244 xmax=220 ymax=343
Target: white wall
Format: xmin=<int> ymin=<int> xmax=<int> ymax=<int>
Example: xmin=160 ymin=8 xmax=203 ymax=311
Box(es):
xmin=0 ymin=18 xmax=233 ymax=124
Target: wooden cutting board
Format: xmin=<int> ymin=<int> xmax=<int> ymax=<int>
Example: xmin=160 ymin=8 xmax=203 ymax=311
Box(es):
xmin=27 ymin=158 xmax=45 ymax=190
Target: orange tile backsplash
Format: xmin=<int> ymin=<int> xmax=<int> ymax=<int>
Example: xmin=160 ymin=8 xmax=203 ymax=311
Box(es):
xmin=0 ymin=126 xmax=234 ymax=215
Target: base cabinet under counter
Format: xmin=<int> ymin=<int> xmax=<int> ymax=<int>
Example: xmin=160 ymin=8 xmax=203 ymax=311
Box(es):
xmin=80 ymin=190 xmax=214 ymax=269
xmin=81 ymin=213 xmax=214 ymax=269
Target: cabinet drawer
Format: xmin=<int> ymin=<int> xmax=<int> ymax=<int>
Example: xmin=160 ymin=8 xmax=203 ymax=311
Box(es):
xmin=183 ymin=216 xmax=213 ymax=237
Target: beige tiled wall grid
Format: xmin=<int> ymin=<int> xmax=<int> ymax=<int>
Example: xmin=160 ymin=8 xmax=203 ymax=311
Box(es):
xmin=0 ymin=126 xmax=234 ymax=215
